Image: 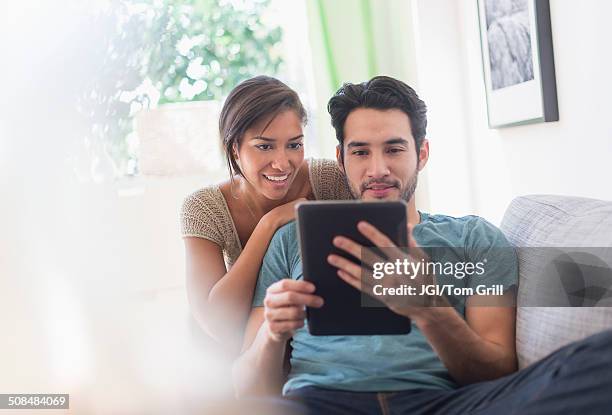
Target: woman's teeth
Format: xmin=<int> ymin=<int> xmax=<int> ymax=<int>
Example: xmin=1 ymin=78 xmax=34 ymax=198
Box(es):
xmin=264 ymin=174 xmax=289 ymax=181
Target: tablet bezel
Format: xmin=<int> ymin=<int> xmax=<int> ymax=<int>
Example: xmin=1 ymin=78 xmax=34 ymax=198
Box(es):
xmin=296 ymin=200 xmax=412 ymax=336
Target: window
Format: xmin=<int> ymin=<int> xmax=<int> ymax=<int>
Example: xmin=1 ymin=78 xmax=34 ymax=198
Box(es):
xmin=80 ymin=0 xmax=316 ymax=181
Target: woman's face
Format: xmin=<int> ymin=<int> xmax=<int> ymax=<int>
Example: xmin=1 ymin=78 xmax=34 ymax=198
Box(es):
xmin=234 ymin=110 xmax=305 ymax=200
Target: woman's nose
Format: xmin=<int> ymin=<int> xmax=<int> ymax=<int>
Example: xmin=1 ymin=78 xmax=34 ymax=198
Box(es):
xmin=271 ymin=150 xmax=290 ymax=171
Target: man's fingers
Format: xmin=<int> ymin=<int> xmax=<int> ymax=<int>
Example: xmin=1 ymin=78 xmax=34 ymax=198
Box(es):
xmin=332 ymin=236 xmax=385 ymax=268
xmin=327 ymin=254 xmax=366 ymax=278
xmin=357 ymin=221 xmax=396 ymax=248
xmin=267 ymin=278 xmax=316 ymax=294
xmin=264 ymin=306 xmax=306 ymax=322
xmin=358 ymin=221 xmax=407 ymax=260
xmin=337 ymin=269 xmax=362 ymax=291
xmin=264 ymin=291 xmax=324 ymax=308
xmin=268 ymin=319 xmax=304 ymax=334
xmin=329 ymin=255 xmax=379 ymax=293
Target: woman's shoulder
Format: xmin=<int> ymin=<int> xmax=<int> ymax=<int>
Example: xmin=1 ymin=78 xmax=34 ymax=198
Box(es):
xmin=181 ymin=185 xmax=226 ymax=216
xmin=180 ymin=184 xmax=233 ymax=244
xmin=308 ymin=158 xmax=353 ymax=200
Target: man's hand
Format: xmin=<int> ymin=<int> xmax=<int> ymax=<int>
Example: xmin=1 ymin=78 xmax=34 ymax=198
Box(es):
xmin=263 ymin=279 xmax=324 ymax=343
xmin=326 ymin=221 xmax=444 ymax=319
xmin=234 ymin=279 xmax=322 ymax=397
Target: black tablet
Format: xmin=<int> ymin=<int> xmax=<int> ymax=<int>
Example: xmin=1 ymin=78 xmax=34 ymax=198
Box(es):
xmin=296 ymin=200 xmax=412 ymax=336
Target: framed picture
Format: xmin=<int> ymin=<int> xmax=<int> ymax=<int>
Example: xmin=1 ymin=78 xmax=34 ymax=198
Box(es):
xmin=478 ymin=0 xmax=558 ymax=128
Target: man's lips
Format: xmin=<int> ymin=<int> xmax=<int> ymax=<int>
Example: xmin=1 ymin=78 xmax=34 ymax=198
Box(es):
xmin=367 ymin=185 xmax=395 ymax=190
xmin=362 ymin=183 xmax=398 ymax=192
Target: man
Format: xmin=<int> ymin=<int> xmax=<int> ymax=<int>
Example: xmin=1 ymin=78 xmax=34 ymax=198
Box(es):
xmin=233 ymin=76 xmax=612 ymax=414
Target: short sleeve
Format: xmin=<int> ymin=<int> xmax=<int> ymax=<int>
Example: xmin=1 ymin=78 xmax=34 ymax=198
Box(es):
xmin=309 ymin=158 xmax=353 ymax=201
xmin=180 ymin=189 xmax=224 ymax=247
xmin=252 ymin=223 xmax=296 ymax=307
xmin=465 ymin=217 xmax=518 ymax=294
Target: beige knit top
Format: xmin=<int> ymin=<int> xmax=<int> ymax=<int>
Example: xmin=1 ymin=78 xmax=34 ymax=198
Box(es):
xmin=180 ymin=158 xmax=352 ymax=268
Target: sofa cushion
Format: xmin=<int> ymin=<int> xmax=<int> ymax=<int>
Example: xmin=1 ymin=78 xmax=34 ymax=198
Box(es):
xmin=500 ymin=195 xmax=612 ymax=368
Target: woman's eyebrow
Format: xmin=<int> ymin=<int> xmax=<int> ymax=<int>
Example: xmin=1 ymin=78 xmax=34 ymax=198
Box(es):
xmin=250 ymin=134 xmax=304 ymax=141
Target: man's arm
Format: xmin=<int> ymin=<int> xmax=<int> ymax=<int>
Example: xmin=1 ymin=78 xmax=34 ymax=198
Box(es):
xmin=329 ymin=220 xmax=517 ymax=385
xmin=412 ymin=295 xmax=517 ymax=385
xmin=232 ymin=280 xmax=323 ymax=397
xmin=232 ymin=307 xmax=288 ymax=397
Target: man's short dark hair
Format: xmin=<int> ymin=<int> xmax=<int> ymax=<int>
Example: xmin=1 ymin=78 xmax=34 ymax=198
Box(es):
xmin=327 ymin=76 xmax=427 ymax=160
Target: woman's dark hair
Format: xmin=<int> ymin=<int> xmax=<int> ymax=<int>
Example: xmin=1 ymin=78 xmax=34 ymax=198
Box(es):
xmin=327 ymin=76 xmax=427 ymax=161
xmin=219 ymin=76 xmax=307 ymax=178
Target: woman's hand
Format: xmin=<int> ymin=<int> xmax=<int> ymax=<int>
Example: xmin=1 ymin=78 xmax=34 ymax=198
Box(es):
xmin=264 ymin=197 xmax=307 ymax=229
xmin=262 ymin=167 xmax=313 ymax=229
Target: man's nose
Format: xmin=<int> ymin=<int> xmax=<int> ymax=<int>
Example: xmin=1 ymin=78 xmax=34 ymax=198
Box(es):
xmin=366 ymin=152 xmax=390 ymax=178
xmin=271 ymin=149 xmax=290 ymax=171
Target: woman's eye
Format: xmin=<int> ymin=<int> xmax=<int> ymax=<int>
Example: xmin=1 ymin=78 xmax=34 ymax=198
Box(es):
xmin=256 ymin=144 xmax=273 ymax=151
xmin=289 ymin=142 xmax=303 ymax=150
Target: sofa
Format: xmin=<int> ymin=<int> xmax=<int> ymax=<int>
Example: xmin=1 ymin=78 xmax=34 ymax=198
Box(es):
xmin=500 ymin=194 xmax=612 ymax=368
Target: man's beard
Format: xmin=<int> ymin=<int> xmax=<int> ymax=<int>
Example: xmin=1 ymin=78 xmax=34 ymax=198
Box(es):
xmin=346 ymin=168 xmax=419 ymax=202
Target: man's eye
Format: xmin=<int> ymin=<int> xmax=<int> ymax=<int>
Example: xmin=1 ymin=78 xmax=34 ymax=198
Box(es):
xmin=352 ymin=150 xmax=368 ymax=156
xmin=256 ymin=144 xmax=273 ymax=151
xmin=388 ymin=148 xmax=405 ymax=153
xmin=288 ymin=142 xmax=303 ymax=150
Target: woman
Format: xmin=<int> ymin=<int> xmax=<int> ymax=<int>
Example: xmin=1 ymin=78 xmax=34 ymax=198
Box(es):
xmin=180 ymin=76 xmax=350 ymax=352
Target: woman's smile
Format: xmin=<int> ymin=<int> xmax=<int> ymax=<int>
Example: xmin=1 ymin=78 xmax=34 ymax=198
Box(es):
xmin=262 ymin=172 xmax=292 ymax=188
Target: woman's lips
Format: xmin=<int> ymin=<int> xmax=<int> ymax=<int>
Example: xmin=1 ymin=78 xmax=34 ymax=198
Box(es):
xmin=263 ymin=172 xmax=291 ymax=188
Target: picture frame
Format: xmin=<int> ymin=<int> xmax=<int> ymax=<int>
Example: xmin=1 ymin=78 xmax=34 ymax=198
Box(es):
xmin=477 ymin=0 xmax=559 ymax=128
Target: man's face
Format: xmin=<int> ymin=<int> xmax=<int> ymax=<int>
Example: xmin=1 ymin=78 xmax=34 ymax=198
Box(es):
xmin=337 ymin=108 xmax=428 ymax=202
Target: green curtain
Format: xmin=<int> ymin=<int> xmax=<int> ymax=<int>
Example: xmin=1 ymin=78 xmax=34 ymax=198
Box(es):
xmin=305 ymin=0 xmax=418 ymax=157
xmin=309 ymin=0 xmax=378 ymax=94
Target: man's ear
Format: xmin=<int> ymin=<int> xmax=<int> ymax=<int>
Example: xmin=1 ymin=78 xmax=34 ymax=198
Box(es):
xmin=417 ymin=139 xmax=429 ymax=171
xmin=335 ymin=145 xmax=345 ymax=173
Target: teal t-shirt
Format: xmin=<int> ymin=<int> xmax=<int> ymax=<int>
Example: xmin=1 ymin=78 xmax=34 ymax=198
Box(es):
xmin=252 ymin=212 xmax=518 ymax=394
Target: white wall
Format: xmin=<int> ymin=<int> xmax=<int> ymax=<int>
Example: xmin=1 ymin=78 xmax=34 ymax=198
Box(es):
xmin=412 ymin=0 xmax=475 ymax=218
xmin=414 ymin=0 xmax=612 ymax=225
